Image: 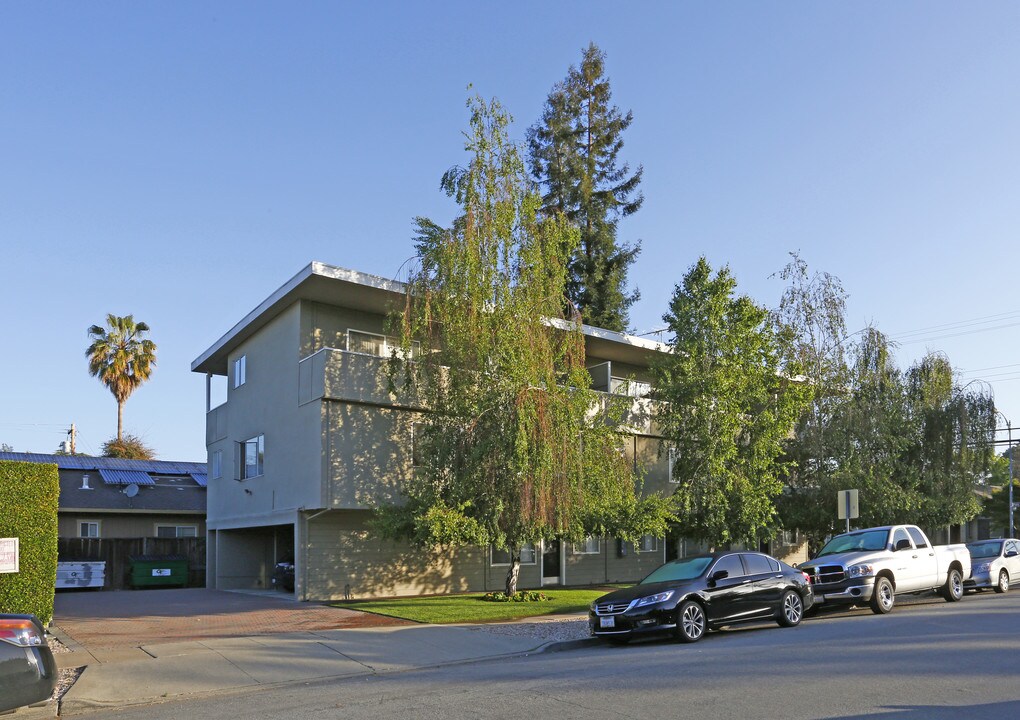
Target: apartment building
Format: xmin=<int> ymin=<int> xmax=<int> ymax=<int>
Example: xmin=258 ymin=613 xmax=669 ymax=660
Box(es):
xmin=191 ymin=262 xmax=698 ymax=600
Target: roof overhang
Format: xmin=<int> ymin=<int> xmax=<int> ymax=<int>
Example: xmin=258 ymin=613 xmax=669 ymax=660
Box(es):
xmin=191 ymin=261 xmax=670 ymax=376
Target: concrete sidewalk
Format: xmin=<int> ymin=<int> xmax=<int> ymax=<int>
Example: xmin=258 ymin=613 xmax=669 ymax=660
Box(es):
xmin=50 ymin=623 xmax=570 ymax=715
xmin=19 ymin=589 xmax=590 ymax=716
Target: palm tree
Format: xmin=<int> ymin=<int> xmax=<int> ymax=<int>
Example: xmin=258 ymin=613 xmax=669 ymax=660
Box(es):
xmin=86 ymin=314 xmax=157 ymax=441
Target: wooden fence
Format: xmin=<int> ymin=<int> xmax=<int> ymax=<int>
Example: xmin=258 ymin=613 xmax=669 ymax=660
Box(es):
xmin=57 ymin=537 xmax=206 ymax=590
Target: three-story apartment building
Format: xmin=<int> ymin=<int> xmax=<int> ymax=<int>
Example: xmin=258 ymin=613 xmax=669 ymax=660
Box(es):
xmin=192 ymin=262 xmax=730 ymax=600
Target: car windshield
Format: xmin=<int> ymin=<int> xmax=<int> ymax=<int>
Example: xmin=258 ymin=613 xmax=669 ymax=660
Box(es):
xmin=816 ymin=529 xmax=889 ymax=557
xmin=639 ymin=556 xmax=714 ymax=584
xmin=967 ymin=540 xmax=1003 ymax=559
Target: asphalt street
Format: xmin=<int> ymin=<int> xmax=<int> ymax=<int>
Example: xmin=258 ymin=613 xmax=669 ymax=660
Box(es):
xmin=93 ymin=590 xmax=1020 ymax=720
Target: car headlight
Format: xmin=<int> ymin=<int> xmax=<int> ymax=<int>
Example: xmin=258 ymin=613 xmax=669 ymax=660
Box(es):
xmin=633 ymin=591 xmax=675 ymax=608
xmin=847 ymin=564 xmax=875 ymax=578
xmin=974 ymin=562 xmax=991 ymax=573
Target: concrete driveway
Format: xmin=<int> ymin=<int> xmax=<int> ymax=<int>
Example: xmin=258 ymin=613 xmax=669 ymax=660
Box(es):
xmin=53 ymin=587 xmax=409 ymax=650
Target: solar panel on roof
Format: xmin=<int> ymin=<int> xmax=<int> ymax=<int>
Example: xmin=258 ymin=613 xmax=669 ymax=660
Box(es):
xmin=191 ymin=473 xmax=208 ymax=487
xmin=97 ymin=469 xmax=156 ymax=486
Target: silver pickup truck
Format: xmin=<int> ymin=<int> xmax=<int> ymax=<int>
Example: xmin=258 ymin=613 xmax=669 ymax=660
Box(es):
xmin=798 ymin=525 xmax=971 ymax=614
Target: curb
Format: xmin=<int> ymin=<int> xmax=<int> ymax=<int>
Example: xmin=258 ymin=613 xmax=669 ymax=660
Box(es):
xmin=541 ymin=637 xmax=597 ymax=653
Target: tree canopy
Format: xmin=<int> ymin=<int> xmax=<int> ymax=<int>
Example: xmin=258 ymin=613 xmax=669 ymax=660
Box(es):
xmin=527 ymin=43 xmax=643 ymax=332
xmin=654 ymin=257 xmax=809 ymax=546
xmin=86 ymin=314 xmax=157 ymax=441
xmin=377 ymin=95 xmax=673 ymax=594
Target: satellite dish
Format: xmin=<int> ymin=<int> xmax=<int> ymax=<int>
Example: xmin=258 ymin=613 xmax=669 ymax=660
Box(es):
xmin=124 ymin=483 xmax=139 ymax=498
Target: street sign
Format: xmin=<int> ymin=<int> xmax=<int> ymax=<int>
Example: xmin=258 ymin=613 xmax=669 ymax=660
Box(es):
xmin=0 ymin=537 xmax=19 ymax=574
xmin=837 ymin=490 xmax=859 ymax=523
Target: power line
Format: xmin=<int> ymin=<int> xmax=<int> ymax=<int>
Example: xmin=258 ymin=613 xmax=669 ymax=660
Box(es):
xmin=894 ymin=320 xmax=1020 ymax=345
xmin=891 ymin=309 xmax=1020 ymax=339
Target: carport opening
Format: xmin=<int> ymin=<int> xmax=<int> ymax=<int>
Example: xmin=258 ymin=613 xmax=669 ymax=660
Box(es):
xmin=215 ymin=524 xmax=295 ymax=594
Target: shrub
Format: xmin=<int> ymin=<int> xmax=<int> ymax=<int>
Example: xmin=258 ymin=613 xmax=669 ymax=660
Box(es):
xmin=102 ymin=433 xmax=155 ymax=459
xmin=0 ymin=461 xmax=59 ymax=624
xmin=482 ymin=590 xmax=550 ymax=603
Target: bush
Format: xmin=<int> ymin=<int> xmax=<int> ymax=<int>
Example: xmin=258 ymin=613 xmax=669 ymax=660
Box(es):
xmin=482 ymin=590 xmax=550 ymax=603
xmin=0 ymin=461 xmax=59 ymax=624
xmin=102 ymin=433 xmax=155 ymax=459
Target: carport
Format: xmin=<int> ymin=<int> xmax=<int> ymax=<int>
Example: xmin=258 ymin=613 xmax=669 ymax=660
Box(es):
xmin=208 ymin=522 xmax=294 ymax=593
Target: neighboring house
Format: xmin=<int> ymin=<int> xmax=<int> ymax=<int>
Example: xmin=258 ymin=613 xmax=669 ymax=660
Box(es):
xmin=0 ymin=453 xmax=207 ymax=540
xmin=190 ymin=262 xmax=796 ymax=601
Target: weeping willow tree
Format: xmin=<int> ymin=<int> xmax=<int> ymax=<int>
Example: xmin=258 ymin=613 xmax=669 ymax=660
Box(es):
xmin=377 ymin=96 xmax=673 ymax=595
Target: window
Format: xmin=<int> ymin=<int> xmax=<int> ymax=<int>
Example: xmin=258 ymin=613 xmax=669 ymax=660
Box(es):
xmin=233 ymin=355 xmax=246 ymax=388
xmin=490 ymin=543 xmax=537 ymax=566
xmin=609 ymin=376 xmax=652 ymax=398
xmin=156 ymin=525 xmax=198 ymax=538
xmin=347 ymin=329 xmax=419 ymax=360
xmin=572 ymin=536 xmax=600 ymax=555
xmin=239 ymin=434 xmax=264 ymax=479
xmin=891 ymin=527 xmax=911 ymax=550
xmin=637 ymin=535 xmax=658 ymax=553
xmin=906 ymin=527 xmax=928 ymax=549
xmin=710 ymin=554 xmax=744 ymax=578
xmin=667 ymin=447 xmax=679 ymax=483
xmin=211 ymin=450 xmax=223 ymax=479
xmin=741 ymin=553 xmax=773 ymax=575
xmin=79 ymin=521 xmax=99 ymax=538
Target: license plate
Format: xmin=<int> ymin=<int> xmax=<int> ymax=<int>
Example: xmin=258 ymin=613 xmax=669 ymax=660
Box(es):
xmin=599 ymin=616 xmax=616 ymax=628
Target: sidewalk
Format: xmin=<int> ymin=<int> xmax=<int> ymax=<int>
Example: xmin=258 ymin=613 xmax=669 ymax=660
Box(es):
xmin=22 ymin=589 xmax=592 ymax=716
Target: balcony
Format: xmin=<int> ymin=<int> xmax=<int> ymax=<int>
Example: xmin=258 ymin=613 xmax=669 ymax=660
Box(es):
xmin=298 ymin=348 xmax=423 ymax=409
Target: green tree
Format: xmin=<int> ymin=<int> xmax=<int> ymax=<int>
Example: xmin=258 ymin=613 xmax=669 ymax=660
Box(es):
xmin=982 ymin=452 xmax=1019 ymax=536
xmin=86 ymin=314 xmax=157 ymax=441
xmin=527 ymin=42 xmax=642 ymax=332
xmin=654 ymin=257 xmax=809 ymax=546
xmin=378 ymin=95 xmax=673 ymax=595
xmin=102 ymin=433 xmax=156 ymax=460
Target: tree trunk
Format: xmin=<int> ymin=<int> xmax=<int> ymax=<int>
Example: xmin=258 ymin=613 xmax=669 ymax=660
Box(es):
xmin=117 ymin=400 xmax=124 ymax=441
xmin=504 ymin=547 xmax=521 ymax=596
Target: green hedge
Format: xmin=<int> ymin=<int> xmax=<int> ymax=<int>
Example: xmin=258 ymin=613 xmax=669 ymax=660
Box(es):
xmin=0 ymin=460 xmax=59 ymax=624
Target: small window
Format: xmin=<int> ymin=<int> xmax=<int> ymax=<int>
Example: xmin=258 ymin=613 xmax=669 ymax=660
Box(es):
xmin=79 ymin=521 xmax=99 ymax=538
xmin=572 ymin=536 xmax=600 ymax=555
xmin=156 ymin=525 xmax=198 ymax=538
xmin=710 ymin=554 xmax=744 ymax=578
xmin=347 ymin=329 xmax=419 ymax=360
xmin=667 ymin=447 xmax=679 ymax=483
xmin=637 ymin=535 xmax=658 ymax=553
xmin=906 ymin=527 xmax=928 ymax=549
xmin=239 ymin=434 xmax=264 ymax=479
xmin=233 ymin=355 xmax=246 ymax=388
xmin=742 ymin=553 xmax=773 ymax=575
xmin=211 ymin=449 xmax=223 ymax=479
xmin=490 ymin=543 xmax=537 ymax=566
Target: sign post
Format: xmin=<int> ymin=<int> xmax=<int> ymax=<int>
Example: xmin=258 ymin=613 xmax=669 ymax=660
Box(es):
xmin=837 ymin=490 xmax=859 ymax=533
xmin=0 ymin=537 xmax=19 ymax=574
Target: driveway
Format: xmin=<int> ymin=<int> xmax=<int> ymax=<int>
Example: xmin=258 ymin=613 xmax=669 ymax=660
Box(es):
xmin=53 ymin=588 xmax=409 ymax=650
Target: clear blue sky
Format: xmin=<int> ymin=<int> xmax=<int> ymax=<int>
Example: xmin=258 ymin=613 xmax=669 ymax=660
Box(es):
xmin=3 ymin=2 xmax=1019 ymax=461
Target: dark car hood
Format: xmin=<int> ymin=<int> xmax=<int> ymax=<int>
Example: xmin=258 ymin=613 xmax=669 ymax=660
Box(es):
xmin=594 ymin=580 xmax=695 ymax=605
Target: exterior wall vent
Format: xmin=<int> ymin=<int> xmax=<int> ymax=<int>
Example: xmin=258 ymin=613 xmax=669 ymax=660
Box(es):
xmin=81 ymin=474 xmax=92 ymax=490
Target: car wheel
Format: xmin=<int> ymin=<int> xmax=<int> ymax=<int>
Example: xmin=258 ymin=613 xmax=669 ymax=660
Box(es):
xmin=942 ymin=568 xmax=964 ymax=602
xmin=870 ymin=576 xmax=895 ymax=614
xmin=777 ymin=590 xmax=803 ymax=627
xmin=995 ymin=570 xmax=1009 ymax=594
xmin=674 ymin=600 xmax=706 ymax=643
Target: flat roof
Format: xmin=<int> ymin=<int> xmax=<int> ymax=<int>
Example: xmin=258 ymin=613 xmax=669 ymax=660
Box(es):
xmin=191 ymin=261 xmax=669 ymax=376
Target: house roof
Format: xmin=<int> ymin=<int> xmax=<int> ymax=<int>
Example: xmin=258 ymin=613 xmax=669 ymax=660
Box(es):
xmin=190 ymin=261 xmax=670 ymax=376
xmin=0 ymin=453 xmax=207 ymax=514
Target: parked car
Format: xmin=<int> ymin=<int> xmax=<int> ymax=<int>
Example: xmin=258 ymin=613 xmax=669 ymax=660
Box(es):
xmin=0 ymin=614 xmax=58 ymax=713
xmin=965 ymin=538 xmax=1020 ymax=594
xmin=589 ymin=551 xmax=813 ymax=644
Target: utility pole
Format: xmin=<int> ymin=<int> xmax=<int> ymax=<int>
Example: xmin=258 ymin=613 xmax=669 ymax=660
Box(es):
xmin=67 ymin=423 xmax=77 ymax=455
xmin=1009 ymin=420 xmax=1014 ymax=539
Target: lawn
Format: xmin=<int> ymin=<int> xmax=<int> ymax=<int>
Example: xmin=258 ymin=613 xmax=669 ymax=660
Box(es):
xmin=332 ymin=588 xmax=616 ymax=624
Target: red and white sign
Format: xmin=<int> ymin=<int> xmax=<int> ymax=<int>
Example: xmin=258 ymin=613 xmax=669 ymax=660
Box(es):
xmin=0 ymin=538 xmax=18 ymax=574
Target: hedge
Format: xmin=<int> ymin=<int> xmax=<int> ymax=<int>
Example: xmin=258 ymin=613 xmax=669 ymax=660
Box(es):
xmin=0 ymin=460 xmax=59 ymax=624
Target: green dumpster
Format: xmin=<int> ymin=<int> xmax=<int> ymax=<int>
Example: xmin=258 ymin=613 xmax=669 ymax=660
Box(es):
xmin=129 ymin=554 xmax=189 ymax=588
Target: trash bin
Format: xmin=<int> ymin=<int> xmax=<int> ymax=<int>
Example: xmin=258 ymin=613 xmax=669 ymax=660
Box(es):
xmin=128 ymin=555 xmax=189 ymax=588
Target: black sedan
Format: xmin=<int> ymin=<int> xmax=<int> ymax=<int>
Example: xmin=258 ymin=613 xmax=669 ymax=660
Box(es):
xmin=589 ymin=551 xmax=813 ymax=643
xmin=0 ymin=614 xmax=58 ymax=713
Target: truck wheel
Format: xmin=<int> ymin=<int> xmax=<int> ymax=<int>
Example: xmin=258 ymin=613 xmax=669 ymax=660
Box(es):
xmin=995 ymin=570 xmax=1009 ymax=594
xmin=942 ymin=568 xmax=964 ymax=602
xmin=870 ymin=576 xmax=895 ymax=614
xmin=777 ymin=590 xmax=804 ymax=627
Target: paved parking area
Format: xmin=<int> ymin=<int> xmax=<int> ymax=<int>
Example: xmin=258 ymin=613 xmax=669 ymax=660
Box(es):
xmin=53 ymin=588 xmax=409 ymax=650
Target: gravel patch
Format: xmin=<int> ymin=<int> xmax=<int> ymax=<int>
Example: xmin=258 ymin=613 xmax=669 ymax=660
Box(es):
xmin=46 ymin=635 xmax=84 ymax=706
xmin=469 ymin=617 xmax=592 ymax=644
